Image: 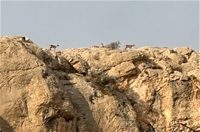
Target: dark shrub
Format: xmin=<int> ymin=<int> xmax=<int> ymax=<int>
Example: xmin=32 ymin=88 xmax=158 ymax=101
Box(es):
xmin=86 ymin=72 xmax=118 ymax=95
xmin=105 ymin=41 xmax=120 ymax=50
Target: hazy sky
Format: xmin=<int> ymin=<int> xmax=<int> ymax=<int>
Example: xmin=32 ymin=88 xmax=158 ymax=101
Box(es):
xmin=1 ymin=1 xmax=199 ymax=51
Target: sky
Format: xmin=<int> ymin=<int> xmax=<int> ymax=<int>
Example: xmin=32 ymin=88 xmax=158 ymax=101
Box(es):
xmin=1 ymin=1 xmax=199 ymax=51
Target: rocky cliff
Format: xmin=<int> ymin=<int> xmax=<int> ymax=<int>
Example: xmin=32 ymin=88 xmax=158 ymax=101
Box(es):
xmin=0 ymin=36 xmax=199 ymax=132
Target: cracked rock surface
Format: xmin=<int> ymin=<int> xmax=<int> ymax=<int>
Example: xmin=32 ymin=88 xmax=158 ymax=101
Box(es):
xmin=0 ymin=36 xmax=200 ymax=132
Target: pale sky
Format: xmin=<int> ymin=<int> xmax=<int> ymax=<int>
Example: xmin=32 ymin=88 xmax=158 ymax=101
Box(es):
xmin=1 ymin=1 xmax=199 ymax=51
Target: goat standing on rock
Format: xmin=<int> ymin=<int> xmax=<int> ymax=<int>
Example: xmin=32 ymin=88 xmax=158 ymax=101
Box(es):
xmin=124 ymin=44 xmax=136 ymax=50
xmin=49 ymin=44 xmax=59 ymax=50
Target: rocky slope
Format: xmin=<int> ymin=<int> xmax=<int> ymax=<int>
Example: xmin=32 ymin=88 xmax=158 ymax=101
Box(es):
xmin=0 ymin=36 xmax=199 ymax=132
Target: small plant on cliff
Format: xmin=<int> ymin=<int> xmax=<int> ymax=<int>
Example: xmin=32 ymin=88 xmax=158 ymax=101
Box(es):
xmin=86 ymin=72 xmax=118 ymax=95
xmin=105 ymin=41 xmax=120 ymax=50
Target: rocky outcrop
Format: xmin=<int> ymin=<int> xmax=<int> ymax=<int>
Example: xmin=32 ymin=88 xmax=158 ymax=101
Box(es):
xmin=0 ymin=36 xmax=200 ymax=132
xmin=0 ymin=36 xmax=76 ymax=132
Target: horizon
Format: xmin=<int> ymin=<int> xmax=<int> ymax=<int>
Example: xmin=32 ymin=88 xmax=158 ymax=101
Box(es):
xmin=1 ymin=1 xmax=199 ymax=51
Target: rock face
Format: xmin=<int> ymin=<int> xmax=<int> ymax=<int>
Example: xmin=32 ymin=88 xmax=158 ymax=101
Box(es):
xmin=0 ymin=36 xmax=200 ymax=132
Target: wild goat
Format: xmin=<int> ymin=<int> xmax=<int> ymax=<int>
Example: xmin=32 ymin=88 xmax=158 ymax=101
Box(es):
xmin=124 ymin=44 xmax=135 ymax=50
xmin=49 ymin=44 xmax=59 ymax=50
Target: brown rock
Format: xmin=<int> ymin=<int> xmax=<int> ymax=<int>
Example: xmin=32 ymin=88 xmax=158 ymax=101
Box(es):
xmin=0 ymin=37 xmax=76 ymax=132
xmin=107 ymin=61 xmax=137 ymax=77
xmin=1 ymin=37 xmax=200 ymax=132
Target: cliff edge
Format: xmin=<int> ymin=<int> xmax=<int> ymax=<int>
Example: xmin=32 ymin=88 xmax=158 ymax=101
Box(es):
xmin=0 ymin=36 xmax=200 ymax=132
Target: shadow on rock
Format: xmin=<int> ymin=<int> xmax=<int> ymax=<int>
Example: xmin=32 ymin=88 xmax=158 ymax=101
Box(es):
xmin=64 ymin=85 xmax=101 ymax=132
xmin=0 ymin=116 xmax=14 ymax=132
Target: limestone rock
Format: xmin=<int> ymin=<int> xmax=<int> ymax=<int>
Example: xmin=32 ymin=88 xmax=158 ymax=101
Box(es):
xmin=174 ymin=46 xmax=194 ymax=59
xmin=107 ymin=61 xmax=137 ymax=77
xmin=1 ymin=36 xmax=200 ymax=132
xmin=62 ymin=48 xmax=146 ymax=76
xmin=0 ymin=37 xmax=76 ymax=132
